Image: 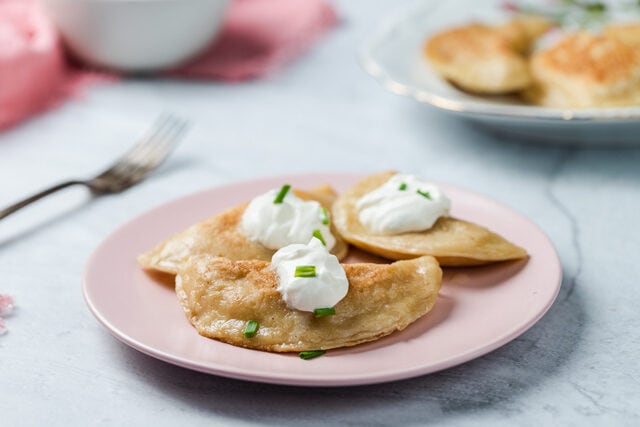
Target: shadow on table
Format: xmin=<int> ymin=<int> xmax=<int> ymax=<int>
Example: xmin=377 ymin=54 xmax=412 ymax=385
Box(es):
xmin=110 ymin=268 xmax=585 ymax=425
xmin=410 ymin=109 xmax=640 ymax=184
xmin=0 ymin=158 xmax=190 ymax=249
xmin=0 ymin=193 xmax=90 ymax=249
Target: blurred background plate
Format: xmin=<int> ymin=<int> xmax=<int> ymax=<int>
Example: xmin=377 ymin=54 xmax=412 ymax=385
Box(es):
xmin=359 ymin=0 xmax=640 ymax=146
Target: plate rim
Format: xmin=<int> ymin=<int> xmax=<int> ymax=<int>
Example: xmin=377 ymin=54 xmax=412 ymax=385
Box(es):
xmin=358 ymin=1 xmax=640 ymax=122
xmin=82 ymin=172 xmax=563 ymax=387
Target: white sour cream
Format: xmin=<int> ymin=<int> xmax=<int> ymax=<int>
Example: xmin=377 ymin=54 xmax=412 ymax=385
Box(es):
xmin=240 ymin=187 xmax=335 ymax=250
xmin=356 ymin=174 xmax=451 ymax=235
xmin=271 ymin=237 xmax=348 ymax=312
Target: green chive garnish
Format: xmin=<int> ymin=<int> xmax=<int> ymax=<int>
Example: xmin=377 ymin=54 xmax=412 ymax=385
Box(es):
xmin=299 ymin=350 xmax=326 ymax=360
xmin=243 ymin=320 xmax=259 ymax=338
xmin=398 ymin=182 xmax=408 ymax=191
xmin=273 ymin=184 xmax=291 ymax=204
xmin=417 ymin=189 xmax=432 ymax=200
xmin=320 ymin=206 xmax=330 ymax=225
xmin=294 ymin=265 xmax=316 ymax=278
xmin=312 ymin=229 xmax=326 ymax=246
xmin=313 ymin=307 xmax=335 ymax=317
xmin=585 ymin=3 xmax=605 ymax=13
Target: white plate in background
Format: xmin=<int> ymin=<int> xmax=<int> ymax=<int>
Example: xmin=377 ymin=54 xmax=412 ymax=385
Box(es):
xmin=359 ymin=1 xmax=640 ymax=146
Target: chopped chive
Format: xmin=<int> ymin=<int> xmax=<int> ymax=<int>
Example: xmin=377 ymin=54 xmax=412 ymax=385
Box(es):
xmin=312 ymin=229 xmax=326 ymax=246
xmin=416 ymin=189 xmax=432 ymax=200
xmin=294 ymin=265 xmax=316 ymax=278
xmin=320 ymin=206 xmax=330 ymax=225
xmin=299 ymin=350 xmax=326 ymax=360
xmin=398 ymin=182 xmax=408 ymax=191
xmin=273 ymin=184 xmax=291 ymax=204
xmin=243 ymin=320 xmax=259 ymax=338
xmin=585 ymin=2 xmax=605 ymax=13
xmin=313 ymin=307 xmax=335 ymax=317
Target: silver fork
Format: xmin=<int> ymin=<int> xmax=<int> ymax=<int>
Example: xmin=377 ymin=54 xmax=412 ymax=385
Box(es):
xmin=0 ymin=114 xmax=188 ymax=221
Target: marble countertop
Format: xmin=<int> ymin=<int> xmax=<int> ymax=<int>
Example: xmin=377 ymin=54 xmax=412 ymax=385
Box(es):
xmin=1 ymin=1 xmax=639 ymax=425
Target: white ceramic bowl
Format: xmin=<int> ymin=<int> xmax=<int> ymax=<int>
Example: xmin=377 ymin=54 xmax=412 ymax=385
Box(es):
xmin=39 ymin=0 xmax=230 ymax=72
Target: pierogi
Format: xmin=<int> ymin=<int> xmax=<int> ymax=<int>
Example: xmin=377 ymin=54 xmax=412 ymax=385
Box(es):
xmin=424 ymin=11 xmax=640 ymax=108
xmin=424 ymin=16 xmax=551 ymax=94
xmin=524 ymin=31 xmax=640 ymax=108
xmin=138 ymin=186 xmax=349 ymax=275
xmin=175 ymin=254 xmax=442 ymax=352
xmin=332 ymin=171 xmax=527 ymax=266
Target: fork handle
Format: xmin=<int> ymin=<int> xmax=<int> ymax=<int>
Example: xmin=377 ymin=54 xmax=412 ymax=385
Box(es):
xmin=0 ymin=180 xmax=86 ymax=221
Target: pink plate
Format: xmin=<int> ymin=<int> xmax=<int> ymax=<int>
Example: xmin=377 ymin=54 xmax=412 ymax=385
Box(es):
xmin=83 ymin=173 xmax=562 ymax=386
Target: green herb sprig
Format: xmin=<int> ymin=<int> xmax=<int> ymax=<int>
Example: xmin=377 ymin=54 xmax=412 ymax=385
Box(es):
xmin=299 ymin=350 xmax=326 ymax=360
xmin=273 ymin=184 xmax=291 ymax=204
xmin=320 ymin=206 xmax=330 ymax=225
xmin=502 ymin=0 xmax=614 ymax=30
xmin=417 ymin=189 xmax=432 ymax=200
xmin=294 ymin=265 xmax=316 ymax=278
xmin=313 ymin=307 xmax=336 ymax=318
xmin=312 ymin=229 xmax=326 ymax=246
xmin=243 ymin=320 xmax=259 ymax=338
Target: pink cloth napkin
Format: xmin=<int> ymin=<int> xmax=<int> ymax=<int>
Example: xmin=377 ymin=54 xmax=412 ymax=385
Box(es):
xmin=0 ymin=1 xmax=65 ymax=130
xmin=172 ymin=0 xmax=338 ymax=80
xmin=0 ymin=0 xmax=338 ymax=131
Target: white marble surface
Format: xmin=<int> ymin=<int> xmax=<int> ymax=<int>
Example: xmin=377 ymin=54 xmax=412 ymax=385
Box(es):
xmin=1 ymin=1 xmax=640 ymax=425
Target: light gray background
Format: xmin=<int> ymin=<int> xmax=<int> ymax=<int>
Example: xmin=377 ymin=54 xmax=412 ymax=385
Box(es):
xmin=1 ymin=1 xmax=639 ymax=425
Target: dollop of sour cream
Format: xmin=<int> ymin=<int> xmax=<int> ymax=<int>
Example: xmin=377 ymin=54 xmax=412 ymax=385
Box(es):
xmin=356 ymin=174 xmax=451 ymax=235
xmin=240 ymin=186 xmax=335 ymax=250
xmin=272 ymin=237 xmax=348 ymax=312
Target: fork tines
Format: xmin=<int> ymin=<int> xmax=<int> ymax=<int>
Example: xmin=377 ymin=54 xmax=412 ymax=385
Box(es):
xmin=106 ymin=114 xmax=189 ymax=179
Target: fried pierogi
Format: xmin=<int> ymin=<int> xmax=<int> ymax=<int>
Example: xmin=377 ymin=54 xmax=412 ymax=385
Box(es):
xmin=604 ymin=23 xmax=640 ymax=50
xmin=525 ymin=32 xmax=640 ymax=108
xmin=424 ymin=17 xmax=550 ymax=94
xmin=425 ymin=13 xmax=640 ymax=108
xmin=332 ymin=171 xmax=527 ymax=266
xmin=175 ymin=254 xmax=442 ymax=352
xmin=496 ymin=15 xmax=553 ymax=53
xmin=138 ymin=186 xmax=349 ymax=275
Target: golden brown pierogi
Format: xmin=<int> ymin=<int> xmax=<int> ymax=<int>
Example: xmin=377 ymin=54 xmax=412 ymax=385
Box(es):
xmin=332 ymin=171 xmax=527 ymax=266
xmin=175 ymin=254 xmax=442 ymax=352
xmin=524 ymin=32 xmax=640 ymax=108
xmin=604 ymin=23 xmax=640 ymax=50
xmin=425 ymin=14 xmax=640 ymax=108
xmin=138 ymin=186 xmax=349 ymax=275
xmin=424 ymin=16 xmax=550 ymax=94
